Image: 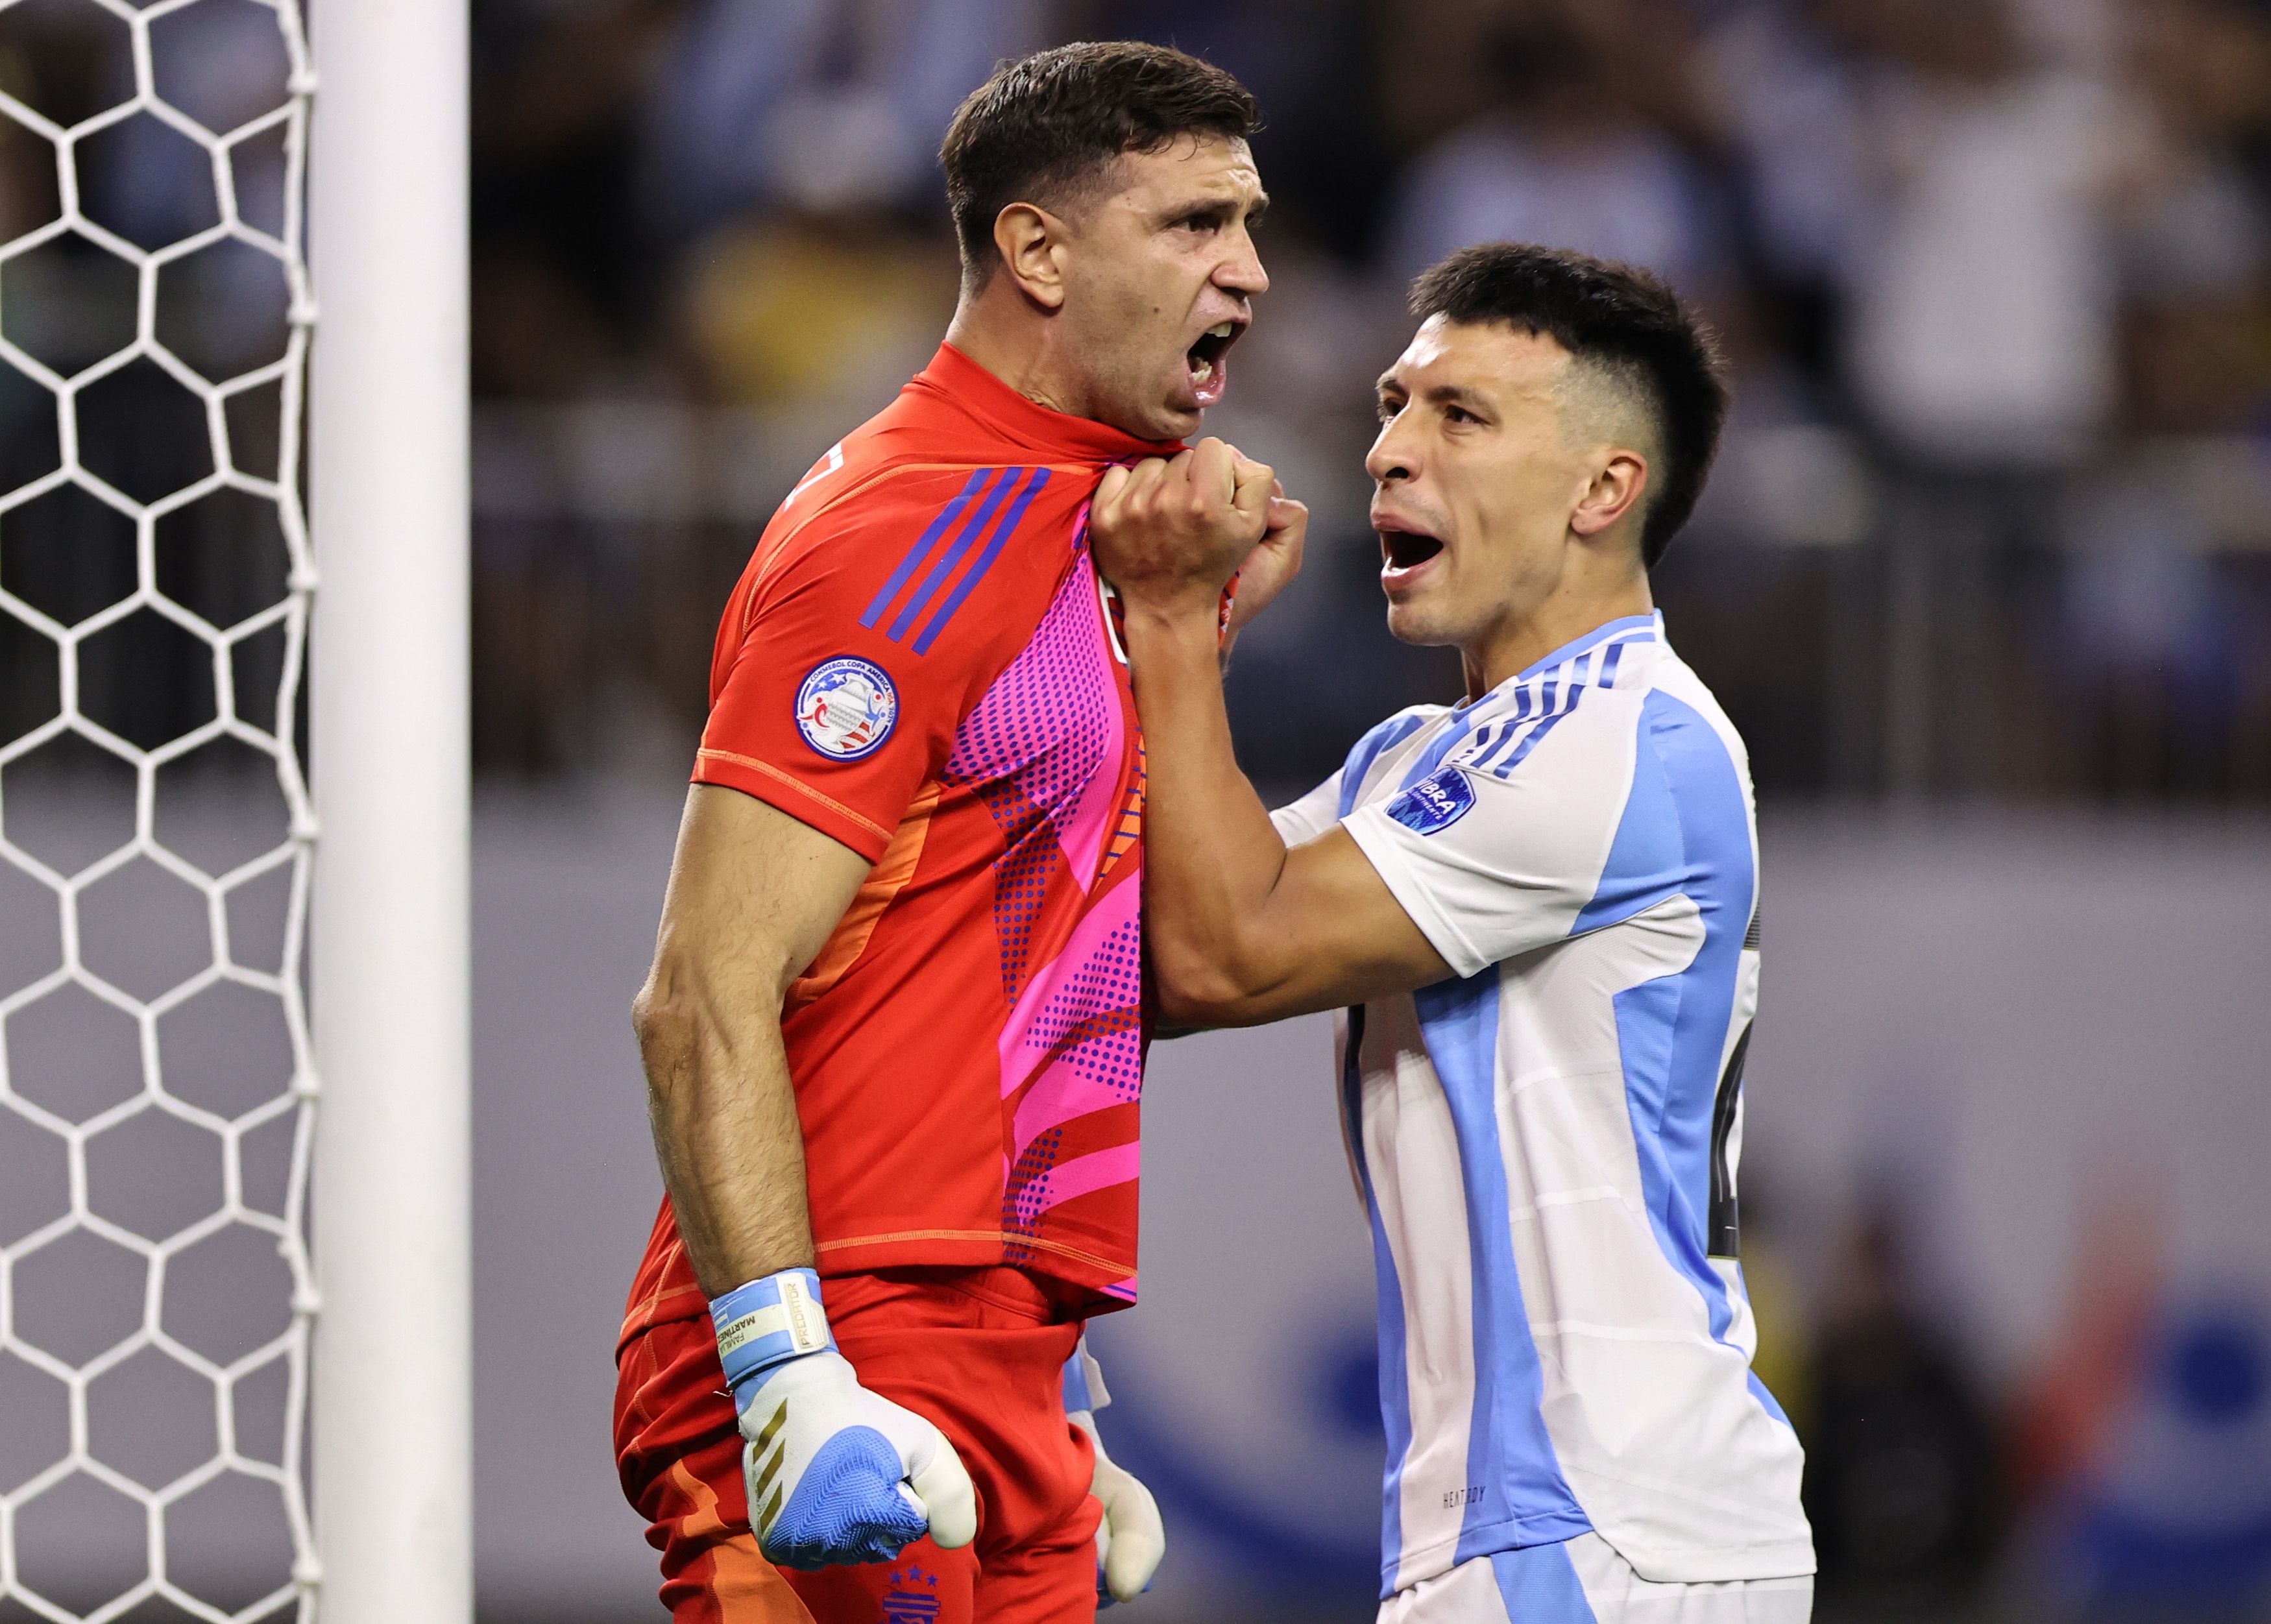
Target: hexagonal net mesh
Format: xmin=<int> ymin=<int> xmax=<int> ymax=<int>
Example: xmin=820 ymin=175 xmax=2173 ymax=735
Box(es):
xmin=0 ymin=0 xmax=317 ymax=1619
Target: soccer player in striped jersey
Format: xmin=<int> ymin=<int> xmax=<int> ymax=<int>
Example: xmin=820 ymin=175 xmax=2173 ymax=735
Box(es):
xmin=614 ymin=43 xmax=1287 ymax=1624
xmin=1090 ymin=245 xmax=1816 ymax=1622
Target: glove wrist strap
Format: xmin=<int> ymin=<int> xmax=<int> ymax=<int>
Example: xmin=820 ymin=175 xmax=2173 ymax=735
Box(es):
xmin=710 ymin=1268 xmax=834 ymax=1408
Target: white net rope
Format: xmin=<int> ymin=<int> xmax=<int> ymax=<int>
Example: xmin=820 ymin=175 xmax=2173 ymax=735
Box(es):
xmin=0 ymin=0 xmax=317 ymax=1619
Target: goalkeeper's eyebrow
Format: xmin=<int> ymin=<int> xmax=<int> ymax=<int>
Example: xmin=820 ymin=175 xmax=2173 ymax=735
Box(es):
xmin=1162 ymin=191 xmax=1269 ymax=232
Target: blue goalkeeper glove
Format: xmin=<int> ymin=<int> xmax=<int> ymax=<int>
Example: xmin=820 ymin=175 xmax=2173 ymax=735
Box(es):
xmin=1065 ymin=1341 xmax=1163 ymax=1605
xmin=711 ymin=1269 xmax=977 ymax=1569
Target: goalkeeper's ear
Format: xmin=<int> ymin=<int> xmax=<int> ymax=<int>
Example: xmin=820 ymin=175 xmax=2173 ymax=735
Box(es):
xmin=993 ymin=202 xmax=1071 ymax=311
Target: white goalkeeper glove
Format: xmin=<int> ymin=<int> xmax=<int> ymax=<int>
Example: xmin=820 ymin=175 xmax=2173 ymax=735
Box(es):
xmin=1065 ymin=1341 xmax=1163 ymax=1605
xmin=711 ymin=1268 xmax=977 ymax=1570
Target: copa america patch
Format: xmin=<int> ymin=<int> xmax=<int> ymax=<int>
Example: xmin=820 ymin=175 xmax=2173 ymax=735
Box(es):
xmin=1383 ymin=768 xmax=1475 ymax=835
xmin=794 ymin=657 xmax=897 ymax=760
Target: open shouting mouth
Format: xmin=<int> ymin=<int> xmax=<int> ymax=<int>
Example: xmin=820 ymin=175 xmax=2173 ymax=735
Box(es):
xmin=1185 ymin=320 xmax=1242 ymax=408
xmin=1378 ymin=518 xmax=1446 ymax=588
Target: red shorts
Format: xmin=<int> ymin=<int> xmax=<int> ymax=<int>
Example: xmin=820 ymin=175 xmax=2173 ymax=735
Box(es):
xmin=615 ymin=1266 xmax=1103 ymax=1623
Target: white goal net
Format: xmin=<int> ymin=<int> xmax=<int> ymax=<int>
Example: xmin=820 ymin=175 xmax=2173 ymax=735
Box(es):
xmin=0 ymin=0 xmax=318 ymax=1619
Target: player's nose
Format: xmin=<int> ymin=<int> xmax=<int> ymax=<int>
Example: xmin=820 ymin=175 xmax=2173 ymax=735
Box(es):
xmin=1215 ymin=229 xmax=1268 ymax=298
xmin=1366 ymin=418 xmax=1418 ymax=486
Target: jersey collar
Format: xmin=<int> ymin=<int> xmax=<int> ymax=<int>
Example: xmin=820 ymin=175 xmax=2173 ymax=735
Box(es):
xmin=1464 ymin=611 xmax=1664 ymax=710
xmin=911 ymin=343 xmax=1186 ymax=465
xmin=1510 ymin=611 xmax=1661 ymax=685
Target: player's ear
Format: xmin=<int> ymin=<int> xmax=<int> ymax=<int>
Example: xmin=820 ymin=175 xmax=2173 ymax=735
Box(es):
xmin=1570 ymin=448 xmax=1648 ymax=543
xmin=993 ymin=202 xmax=1068 ymax=312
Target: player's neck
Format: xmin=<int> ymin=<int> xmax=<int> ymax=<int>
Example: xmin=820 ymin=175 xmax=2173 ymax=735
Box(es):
xmin=943 ymin=293 xmax=1093 ymax=424
xmin=1462 ymin=572 xmax=1654 ymax=701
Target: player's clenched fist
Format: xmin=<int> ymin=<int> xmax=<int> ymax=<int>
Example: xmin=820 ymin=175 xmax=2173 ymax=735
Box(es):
xmin=710 ymin=1268 xmax=977 ymax=1569
xmin=1092 ymin=437 xmax=1279 ymax=614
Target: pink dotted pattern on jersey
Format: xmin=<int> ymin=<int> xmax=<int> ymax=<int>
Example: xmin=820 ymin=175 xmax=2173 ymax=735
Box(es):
xmin=945 ymin=559 xmax=1124 ymax=1000
xmin=998 ymin=880 xmax=1144 ymax=1235
xmin=1026 ymin=915 xmax=1143 ymax=1098
xmin=943 ymin=561 xmax=1111 ymax=809
xmin=945 ymin=549 xmax=1142 ymax=1252
xmin=975 ymin=782 xmax=1057 ymax=1000
xmin=1004 ymin=1127 xmax=1065 ymax=1242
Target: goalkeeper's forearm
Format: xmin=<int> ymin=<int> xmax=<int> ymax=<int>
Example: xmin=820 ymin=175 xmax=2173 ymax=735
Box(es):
xmin=636 ymin=969 xmax=816 ymax=1296
xmin=641 ymin=963 xmax=978 ymax=1571
xmin=633 ymin=790 xmax=969 ymax=1568
xmin=1119 ymin=601 xmax=1291 ymax=1019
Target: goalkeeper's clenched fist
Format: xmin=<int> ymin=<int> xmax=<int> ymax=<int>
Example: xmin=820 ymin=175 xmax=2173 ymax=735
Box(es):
xmin=710 ymin=1269 xmax=977 ymax=1569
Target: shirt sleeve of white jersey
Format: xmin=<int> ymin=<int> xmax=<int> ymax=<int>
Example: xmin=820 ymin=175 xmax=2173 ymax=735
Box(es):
xmin=1269 ymin=770 xmax=1344 ymax=846
xmin=1340 ymin=694 xmax=1641 ymax=979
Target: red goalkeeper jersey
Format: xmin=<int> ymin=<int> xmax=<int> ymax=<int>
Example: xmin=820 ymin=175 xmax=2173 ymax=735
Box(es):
xmin=623 ymin=344 xmax=1166 ymax=1340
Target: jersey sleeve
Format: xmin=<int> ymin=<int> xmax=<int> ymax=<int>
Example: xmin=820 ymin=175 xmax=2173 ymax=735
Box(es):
xmin=694 ymin=486 xmax=988 ymax=862
xmin=1340 ymin=694 xmax=1650 ymax=979
xmin=1269 ymin=770 xmax=1344 ymax=846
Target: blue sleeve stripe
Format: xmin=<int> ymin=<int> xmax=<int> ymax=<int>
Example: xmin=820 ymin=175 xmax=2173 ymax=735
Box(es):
xmin=1463 ymin=673 xmax=1553 ymax=775
xmin=1462 ymin=720 xmax=1509 ymax=765
xmin=1469 ymin=689 xmax=1558 ymax=775
xmin=1490 ymin=709 xmax=1575 ymax=777
xmin=1462 ymin=634 xmax=1660 ymax=779
xmin=910 ymin=467 xmax=1050 ymax=653
xmin=886 ymin=467 xmax=1019 ymax=642
xmin=860 ymin=468 xmax=995 ymax=631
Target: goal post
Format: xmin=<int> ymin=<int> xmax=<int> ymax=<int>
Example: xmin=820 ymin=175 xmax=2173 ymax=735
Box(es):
xmin=308 ymin=0 xmax=473 ymax=1619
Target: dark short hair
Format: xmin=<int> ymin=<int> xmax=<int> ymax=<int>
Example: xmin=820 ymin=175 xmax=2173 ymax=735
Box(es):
xmin=941 ymin=42 xmax=1259 ymax=285
xmin=1409 ymin=244 xmax=1729 ymax=568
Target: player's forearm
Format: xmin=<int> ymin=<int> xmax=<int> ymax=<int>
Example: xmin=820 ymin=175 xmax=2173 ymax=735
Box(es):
xmin=635 ymin=972 xmax=816 ymax=1296
xmin=1121 ymin=602 xmax=1298 ymax=1024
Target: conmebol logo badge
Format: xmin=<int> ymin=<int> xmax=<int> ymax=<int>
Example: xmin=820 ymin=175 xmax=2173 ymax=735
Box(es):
xmin=795 ymin=657 xmax=899 ymax=760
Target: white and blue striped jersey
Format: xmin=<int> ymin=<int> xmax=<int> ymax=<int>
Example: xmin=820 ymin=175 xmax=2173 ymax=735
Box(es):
xmin=1271 ymin=612 xmax=1813 ymax=1597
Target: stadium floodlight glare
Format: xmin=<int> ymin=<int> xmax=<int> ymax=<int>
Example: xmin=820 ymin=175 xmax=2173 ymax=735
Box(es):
xmin=0 ymin=0 xmax=471 ymax=1618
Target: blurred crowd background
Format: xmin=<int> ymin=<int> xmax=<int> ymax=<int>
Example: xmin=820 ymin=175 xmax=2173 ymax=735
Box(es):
xmin=448 ymin=0 xmax=2271 ymax=805
xmin=2 ymin=1 xmax=2270 ymax=1620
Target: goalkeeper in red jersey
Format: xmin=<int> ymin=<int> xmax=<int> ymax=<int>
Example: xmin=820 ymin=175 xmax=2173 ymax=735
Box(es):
xmin=613 ymin=42 xmax=1291 ymax=1624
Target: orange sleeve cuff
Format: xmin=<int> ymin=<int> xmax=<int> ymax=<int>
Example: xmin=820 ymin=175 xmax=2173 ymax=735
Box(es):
xmin=692 ymin=747 xmax=895 ymax=864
